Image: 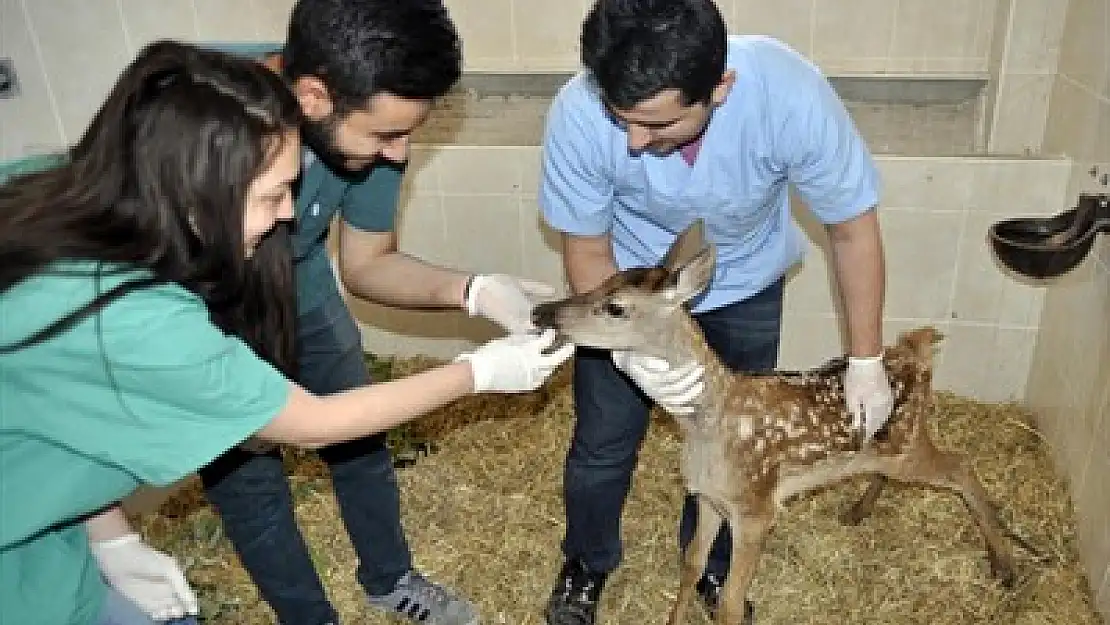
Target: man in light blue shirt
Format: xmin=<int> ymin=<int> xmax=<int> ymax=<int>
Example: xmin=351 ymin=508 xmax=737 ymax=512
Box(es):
xmin=538 ymin=1 xmax=894 ymax=623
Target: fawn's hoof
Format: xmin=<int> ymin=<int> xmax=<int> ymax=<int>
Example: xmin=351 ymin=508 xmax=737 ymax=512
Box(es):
xmin=697 ymin=573 xmax=755 ymax=624
xmin=839 ymin=505 xmax=869 ymax=526
xmin=990 ymin=555 xmax=1018 ymax=589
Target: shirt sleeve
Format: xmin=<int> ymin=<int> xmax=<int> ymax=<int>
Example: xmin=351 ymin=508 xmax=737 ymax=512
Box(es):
xmin=537 ymin=81 xmax=615 ymax=236
xmin=84 ymin=284 xmax=292 ymax=485
xmin=339 ymin=160 xmax=405 ymax=233
xmin=766 ymin=42 xmax=882 ymax=224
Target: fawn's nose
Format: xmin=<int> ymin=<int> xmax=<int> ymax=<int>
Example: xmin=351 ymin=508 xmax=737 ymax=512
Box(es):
xmin=531 ymin=302 xmax=559 ymax=329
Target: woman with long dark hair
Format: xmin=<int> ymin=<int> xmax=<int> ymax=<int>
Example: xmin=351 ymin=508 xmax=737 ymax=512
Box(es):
xmin=0 ymin=40 xmax=571 ymax=625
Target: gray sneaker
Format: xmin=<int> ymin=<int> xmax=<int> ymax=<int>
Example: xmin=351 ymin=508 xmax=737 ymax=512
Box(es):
xmin=367 ymin=570 xmax=479 ymax=624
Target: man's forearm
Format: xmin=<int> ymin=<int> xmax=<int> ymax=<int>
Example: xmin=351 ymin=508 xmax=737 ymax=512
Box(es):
xmin=566 ymin=255 xmax=618 ymax=295
xmin=828 ymin=209 xmax=886 ymax=357
xmin=563 ymin=233 xmax=619 ymax=295
xmin=343 ymin=251 xmax=471 ymax=310
xmin=85 ymin=503 xmax=134 ymax=542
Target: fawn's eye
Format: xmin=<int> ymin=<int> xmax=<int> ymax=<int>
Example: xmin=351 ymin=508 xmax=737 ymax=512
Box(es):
xmin=605 ymin=302 xmax=627 ymax=317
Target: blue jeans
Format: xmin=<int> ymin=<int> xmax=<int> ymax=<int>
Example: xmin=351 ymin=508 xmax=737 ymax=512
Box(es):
xmin=96 ymin=584 xmax=199 ymax=625
xmin=199 ymin=289 xmax=411 ymax=625
xmin=562 ymin=278 xmax=784 ymax=579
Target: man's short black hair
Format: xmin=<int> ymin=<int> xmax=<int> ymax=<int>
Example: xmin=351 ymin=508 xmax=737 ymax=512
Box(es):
xmin=285 ymin=0 xmax=462 ymax=115
xmin=581 ymin=0 xmax=727 ymax=109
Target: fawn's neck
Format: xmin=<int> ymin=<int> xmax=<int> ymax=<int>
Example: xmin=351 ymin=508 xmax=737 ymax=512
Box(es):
xmin=660 ymin=311 xmax=737 ymax=419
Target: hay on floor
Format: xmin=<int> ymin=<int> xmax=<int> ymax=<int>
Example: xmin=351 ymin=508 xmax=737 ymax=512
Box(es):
xmin=136 ymin=355 xmax=1105 ymax=624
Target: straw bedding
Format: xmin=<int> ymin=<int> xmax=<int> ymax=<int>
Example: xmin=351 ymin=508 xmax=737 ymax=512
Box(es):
xmin=136 ymin=355 xmax=1105 ymax=624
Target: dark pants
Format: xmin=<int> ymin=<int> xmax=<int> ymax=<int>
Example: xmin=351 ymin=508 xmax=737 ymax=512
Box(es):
xmin=562 ymin=278 xmax=784 ymax=579
xmin=97 ymin=583 xmax=200 ymax=625
xmin=199 ymin=289 xmax=411 ymax=625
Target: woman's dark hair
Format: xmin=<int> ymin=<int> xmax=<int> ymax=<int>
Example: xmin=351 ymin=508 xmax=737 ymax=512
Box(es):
xmin=0 ymin=40 xmax=302 ymax=377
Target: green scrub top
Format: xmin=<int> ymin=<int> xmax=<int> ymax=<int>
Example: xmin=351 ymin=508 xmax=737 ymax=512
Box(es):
xmin=0 ymin=261 xmax=291 ymax=624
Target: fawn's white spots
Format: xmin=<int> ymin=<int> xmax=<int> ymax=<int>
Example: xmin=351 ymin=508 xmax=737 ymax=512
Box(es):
xmin=739 ymin=416 xmax=754 ymax=440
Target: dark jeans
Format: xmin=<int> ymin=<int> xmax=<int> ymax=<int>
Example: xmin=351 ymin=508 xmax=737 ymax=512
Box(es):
xmin=562 ymin=278 xmax=784 ymax=580
xmin=199 ymin=289 xmax=411 ymax=625
xmin=97 ymin=582 xmax=200 ymax=625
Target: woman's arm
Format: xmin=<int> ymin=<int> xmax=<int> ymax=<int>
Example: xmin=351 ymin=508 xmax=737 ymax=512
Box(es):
xmin=259 ymin=361 xmax=473 ymax=448
xmin=84 ymin=503 xmax=133 ymax=541
xmin=258 ymin=332 xmax=572 ymax=449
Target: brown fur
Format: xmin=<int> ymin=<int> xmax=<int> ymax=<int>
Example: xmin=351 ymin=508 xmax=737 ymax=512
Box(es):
xmin=532 ymin=221 xmax=1018 ymax=625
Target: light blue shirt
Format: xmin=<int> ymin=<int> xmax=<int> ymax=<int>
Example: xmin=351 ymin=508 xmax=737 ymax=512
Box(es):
xmin=538 ymin=35 xmax=881 ymax=313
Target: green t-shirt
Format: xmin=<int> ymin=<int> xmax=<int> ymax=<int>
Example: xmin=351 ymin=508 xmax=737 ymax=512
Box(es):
xmin=292 ymin=151 xmax=403 ymax=314
xmin=0 ymin=262 xmax=291 ymax=624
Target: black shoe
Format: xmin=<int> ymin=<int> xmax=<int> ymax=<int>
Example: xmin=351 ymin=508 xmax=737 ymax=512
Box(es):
xmin=544 ymin=558 xmax=607 ymax=625
xmin=697 ymin=572 xmax=755 ymax=624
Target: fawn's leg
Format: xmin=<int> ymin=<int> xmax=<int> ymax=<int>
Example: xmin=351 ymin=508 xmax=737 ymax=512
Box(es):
xmin=668 ymin=495 xmax=723 ymax=625
xmin=716 ymin=505 xmax=773 ymax=625
xmin=841 ymin=475 xmax=887 ymax=525
xmin=886 ymin=444 xmax=1018 ymax=587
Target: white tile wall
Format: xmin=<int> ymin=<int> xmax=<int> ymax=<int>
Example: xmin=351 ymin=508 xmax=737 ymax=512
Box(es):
xmin=986 ymin=0 xmax=1070 ymax=154
xmin=118 ymin=0 xmax=199 ymax=45
xmin=0 ymin=0 xmax=65 ymax=160
xmin=191 ymin=0 xmax=262 ymax=41
xmin=0 ymin=0 xmax=1006 ymax=159
xmin=22 ymin=0 xmax=132 ymax=142
xmin=811 ymin=0 xmax=898 ymax=71
xmin=1027 ymin=0 xmax=1110 ymax=616
xmin=0 ymin=0 xmax=293 ymax=157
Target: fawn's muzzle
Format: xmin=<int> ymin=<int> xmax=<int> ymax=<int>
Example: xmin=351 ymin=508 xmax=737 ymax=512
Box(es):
xmin=531 ymin=301 xmax=561 ymax=329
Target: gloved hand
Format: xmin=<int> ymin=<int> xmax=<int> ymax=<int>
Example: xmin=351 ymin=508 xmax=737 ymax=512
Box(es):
xmin=612 ymin=351 xmax=705 ymax=415
xmin=91 ymin=533 xmax=199 ymax=621
xmin=465 ymin=274 xmax=559 ymax=333
xmin=844 ymin=355 xmax=894 ymax=440
xmin=455 ymin=329 xmax=574 ymax=393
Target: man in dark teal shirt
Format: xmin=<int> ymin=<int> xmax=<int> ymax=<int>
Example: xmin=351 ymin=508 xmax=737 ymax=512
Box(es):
xmin=193 ymin=2 xmax=556 ymax=624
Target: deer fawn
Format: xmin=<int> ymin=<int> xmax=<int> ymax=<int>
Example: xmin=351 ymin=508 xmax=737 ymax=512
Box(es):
xmin=531 ymin=219 xmax=1019 ymax=624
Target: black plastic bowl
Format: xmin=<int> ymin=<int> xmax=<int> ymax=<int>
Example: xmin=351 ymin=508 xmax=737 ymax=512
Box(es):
xmin=988 ymin=195 xmax=1110 ymax=280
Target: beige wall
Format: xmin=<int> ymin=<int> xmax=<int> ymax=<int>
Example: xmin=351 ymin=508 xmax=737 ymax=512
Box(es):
xmin=985 ymin=0 xmax=1069 ymax=155
xmin=1 ymin=0 xmax=1001 ymax=160
xmin=0 ymin=0 xmax=296 ymax=160
xmin=1023 ymin=0 xmax=1110 ymax=617
xmin=445 ymin=0 xmax=998 ymax=74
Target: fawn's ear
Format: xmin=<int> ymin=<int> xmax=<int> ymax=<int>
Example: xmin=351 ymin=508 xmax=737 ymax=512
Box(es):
xmin=661 ymin=218 xmax=708 ymax=273
xmin=663 ymin=241 xmax=716 ymax=304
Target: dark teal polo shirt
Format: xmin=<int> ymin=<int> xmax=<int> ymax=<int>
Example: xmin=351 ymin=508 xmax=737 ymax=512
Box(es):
xmin=292 ymin=149 xmax=403 ymax=315
xmin=183 ymin=42 xmax=405 ymax=315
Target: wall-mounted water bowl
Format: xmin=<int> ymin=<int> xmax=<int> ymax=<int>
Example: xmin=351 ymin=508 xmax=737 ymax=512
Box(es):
xmin=988 ymin=193 xmax=1109 ymax=279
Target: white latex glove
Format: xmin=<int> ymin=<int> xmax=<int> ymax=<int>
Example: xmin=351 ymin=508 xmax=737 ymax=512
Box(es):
xmin=465 ymin=273 xmax=558 ymax=333
xmin=612 ymin=351 xmax=705 ymax=415
xmin=844 ymin=355 xmax=895 ymax=440
xmin=91 ymin=533 xmax=199 ymax=621
xmin=455 ymin=329 xmax=574 ymax=393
